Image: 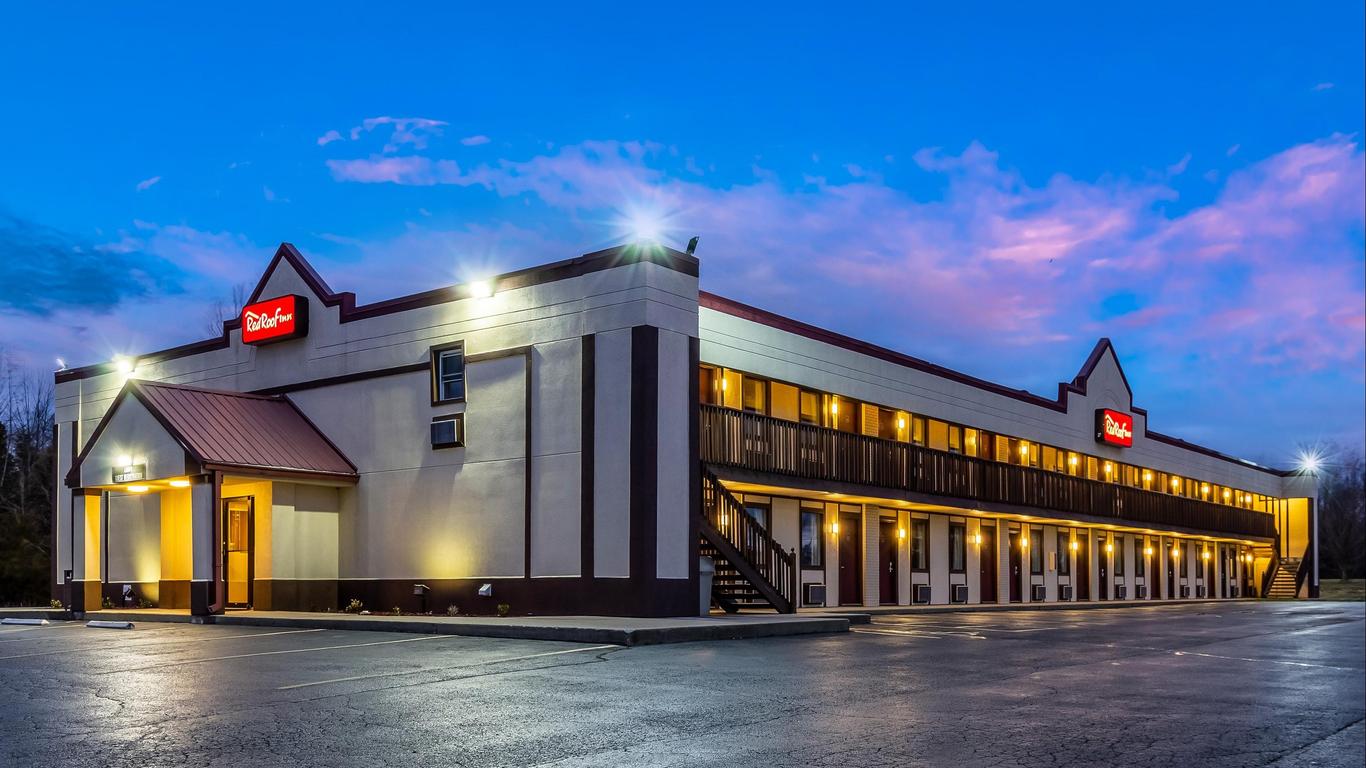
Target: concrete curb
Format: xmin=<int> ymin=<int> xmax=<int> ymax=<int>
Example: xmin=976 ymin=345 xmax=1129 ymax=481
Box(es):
xmin=816 ymin=598 xmax=1261 ymax=617
xmin=74 ymin=610 xmax=851 ymax=646
xmin=0 ymin=608 xmax=67 ymax=621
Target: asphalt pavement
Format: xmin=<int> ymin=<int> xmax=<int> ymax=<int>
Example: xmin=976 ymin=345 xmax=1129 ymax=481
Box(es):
xmin=1 ymin=601 xmax=1361 ymax=767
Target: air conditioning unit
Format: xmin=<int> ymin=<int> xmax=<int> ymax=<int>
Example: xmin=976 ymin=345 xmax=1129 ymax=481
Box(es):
xmin=951 ymin=584 xmax=968 ymax=604
xmin=1031 ymin=585 xmax=1046 ymax=601
xmin=1059 ymin=584 xmax=1073 ymax=601
xmin=1180 ymin=586 xmax=1190 ymax=598
xmin=913 ymin=584 xmax=931 ymax=604
xmin=1115 ymin=585 xmax=1127 ymax=600
xmin=1196 ymin=585 xmax=1206 ymax=598
xmin=803 ymin=583 xmax=826 ymax=606
xmin=1136 ymin=584 xmax=1147 ymax=599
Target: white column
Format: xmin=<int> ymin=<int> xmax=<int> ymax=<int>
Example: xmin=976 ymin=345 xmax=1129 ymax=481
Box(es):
xmin=897 ymin=510 xmax=911 ymax=606
xmin=862 ymin=505 xmax=880 ymax=607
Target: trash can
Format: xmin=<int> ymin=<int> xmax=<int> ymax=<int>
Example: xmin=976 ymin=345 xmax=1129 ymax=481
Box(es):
xmin=698 ymin=556 xmax=715 ymax=616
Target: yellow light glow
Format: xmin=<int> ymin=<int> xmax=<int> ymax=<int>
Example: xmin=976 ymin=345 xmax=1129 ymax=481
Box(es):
xmin=1171 ymin=477 xmax=1181 ymax=489
xmin=1019 ymin=443 xmax=1030 ymax=457
xmin=973 ymin=533 xmax=983 ymax=546
xmin=898 ymin=527 xmax=906 ymax=539
xmin=830 ymin=522 xmax=839 ymax=535
xmin=1104 ymin=462 xmax=1113 ymax=474
xmin=114 ymin=355 xmax=135 ymax=374
xmin=126 ymin=485 xmax=149 ymax=493
xmin=1201 ymin=483 xmax=1210 ymax=495
xmin=897 ymin=418 xmax=906 ymax=430
xmin=1020 ymin=535 xmax=1029 ymax=549
xmin=1202 ymin=550 xmax=1211 ymax=560
xmin=830 ymin=399 xmax=839 ymax=415
xmin=1070 ymin=540 xmax=1079 ymax=552
xmin=719 ymin=378 xmax=727 ymax=391
xmin=1105 ymin=543 xmax=1114 ymax=554
xmin=1144 ymin=547 xmax=1154 ymax=556
xmin=1222 ymin=489 xmax=1231 ymax=501
xmin=1172 ymin=547 xmax=1181 ymax=559
xmin=1068 ymin=455 xmax=1078 ymax=466
xmin=1142 ymin=470 xmax=1152 ymax=481
xmin=169 ymin=479 xmax=191 ymax=488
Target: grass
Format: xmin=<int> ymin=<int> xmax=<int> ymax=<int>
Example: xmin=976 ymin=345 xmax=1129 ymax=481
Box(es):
xmin=1318 ymin=579 xmax=1366 ymax=601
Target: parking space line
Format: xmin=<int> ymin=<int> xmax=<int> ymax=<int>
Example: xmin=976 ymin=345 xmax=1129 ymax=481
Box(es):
xmin=101 ymin=633 xmax=452 ymax=673
xmin=0 ymin=628 xmax=327 ymax=661
xmin=277 ymin=644 xmax=621 ymax=690
xmin=1171 ymin=650 xmax=1360 ymax=671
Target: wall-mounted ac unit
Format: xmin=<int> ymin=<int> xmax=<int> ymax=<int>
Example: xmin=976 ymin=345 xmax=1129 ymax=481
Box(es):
xmin=803 ymin=583 xmax=826 ymax=606
xmin=1136 ymin=584 xmax=1147 ymax=599
xmin=951 ymin=584 xmax=968 ymax=604
xmin=1115 ymin=585 xmax=1127 ymax=599
xmin=1180 ymin=586 xmax=1190 ymax=598
xmin=1059 ymin=584 xmax=1073 ymax=601
xmin=913 ymin=584 xmax=931 ymax=604
xmin=1230 ymin=586 xmax=1239 ymax=598
xmin=1031 ymin=585 xmax=1046 ymax=601
xmin=1196 ymin=585 xmax=1206 ymax=598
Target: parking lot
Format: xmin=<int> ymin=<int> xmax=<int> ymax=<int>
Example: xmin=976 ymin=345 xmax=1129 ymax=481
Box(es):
xmin=1 ymin=602 xmax=1361 ymax=767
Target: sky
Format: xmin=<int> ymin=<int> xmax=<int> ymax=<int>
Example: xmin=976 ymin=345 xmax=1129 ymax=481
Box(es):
xmin=1 ymin=3 xmax=1362 ymax=467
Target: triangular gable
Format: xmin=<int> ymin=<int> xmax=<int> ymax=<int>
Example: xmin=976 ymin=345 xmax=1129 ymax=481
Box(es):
xmin=1066 ymin=338 xmax=1135 ymax=413
xmin=68 ymin=384 xmax=198 ymax=488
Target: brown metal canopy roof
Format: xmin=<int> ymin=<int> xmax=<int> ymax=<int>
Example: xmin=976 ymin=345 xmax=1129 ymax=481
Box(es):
xmin=67 ymin=380 xmax=357 ymax=486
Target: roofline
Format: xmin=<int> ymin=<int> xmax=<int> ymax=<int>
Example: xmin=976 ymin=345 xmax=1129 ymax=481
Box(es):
xmin=55 ymin=241 xmax=698 ymax=384
xmin=699 ymin=290 xmax=1292 ymax=478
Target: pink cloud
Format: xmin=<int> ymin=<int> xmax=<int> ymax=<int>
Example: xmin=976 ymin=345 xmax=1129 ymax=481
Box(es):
xmin=461 ymin=135 xmax=491 ymax=146
xmin=317 ymin=129 xmax=343 ymax=146
xmin=135 ymin=176 xmax=161 ymax=191
xmin=349 ymin=116 xmax=448 ymax=153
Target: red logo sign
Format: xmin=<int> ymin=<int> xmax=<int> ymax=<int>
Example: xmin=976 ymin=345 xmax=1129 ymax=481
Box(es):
xmin=1095 ymin=408 xmax=1134 ymax=447
xmin=241 ymin=294 xmax=308 ymax=345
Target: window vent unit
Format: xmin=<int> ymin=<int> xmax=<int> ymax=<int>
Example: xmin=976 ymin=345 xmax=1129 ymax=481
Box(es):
xmin=1230 ymin=586 xmax=1239 ymax=598
xmin=951 ymin=584 xmax=968 ymax=604
xmin=1180 ymin=585 xmax=1190 ymax=598
xmin=1059 ymin=584 xmax=1073 ymax=601
xmin=431 ymin=414 xmax=465 ymax=449
xmin=803 ymin=583 xmax=826 ymax=606
xmin=1115 ymin=585 xmax=1127 ymax=600
xmin=1030 ymin=585 xmax=1046 ymax=602
xmin=1196 ymin=585 xmax=1206 ymax=598
xmin=1136 ymin=584 xmax=1147 ymax=599
xmin=913 ymin=584 xmax=931 ymax=604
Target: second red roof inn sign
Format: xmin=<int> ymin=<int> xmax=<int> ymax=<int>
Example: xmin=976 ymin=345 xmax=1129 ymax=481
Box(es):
xmin=51 ymin=242 xmax=1318 ymax=616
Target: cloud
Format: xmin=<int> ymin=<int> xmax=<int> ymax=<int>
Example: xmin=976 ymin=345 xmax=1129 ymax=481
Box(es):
xmin=135 ymin=176 xmax=161 ymax=191
xmin=348 ymin=116 xmax=447 ymax=153
xmin=1313 ymin=82 xmax=1335 ymax=91
xmin=1166 ymin=153 xmax=1191 ymax=176
xmin=316 ymin=130 xmax=343 ymax=146
xmin=461 ymin=135 xmax=491 ymax=146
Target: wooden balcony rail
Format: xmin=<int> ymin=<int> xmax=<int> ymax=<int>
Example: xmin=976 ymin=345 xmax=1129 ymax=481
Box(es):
xmin=700 ymin=405 xmax=1277 ymax=540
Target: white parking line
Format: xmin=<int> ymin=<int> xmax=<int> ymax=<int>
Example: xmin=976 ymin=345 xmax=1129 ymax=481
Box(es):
xmin=853 ymin=627 xmax=985 ymax=640
xmin=0 ymin=628 xmax=326 ymax=661
xmin=102 ymin=633 xmax=452 ymax=673
xmin=1171 ymin=650 xmax=1360 ymax=671
xmin=277 ymin=643 xmax=621 ymax=690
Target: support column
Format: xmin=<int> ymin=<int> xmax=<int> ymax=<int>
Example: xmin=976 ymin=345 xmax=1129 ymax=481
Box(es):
xmin=190 ymin=473 xmax=219 ymax=616
xmin=897 ymin=510 xmax=911 ymax=606
xmin=862 ymin=505 xmax=879 ymax=607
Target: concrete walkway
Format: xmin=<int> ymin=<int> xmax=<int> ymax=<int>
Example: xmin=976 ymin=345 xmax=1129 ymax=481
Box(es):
xmin=1 ymin=607 xmax=850 ymax=646
xmin=797 ymin=597 xmax=1262 ymax=616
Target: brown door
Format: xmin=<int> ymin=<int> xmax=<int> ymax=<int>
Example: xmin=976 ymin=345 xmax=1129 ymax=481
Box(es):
xmin=1075 ymin=535 xmax=1090 ymax=601
xmin=838 ymin=512 xmax=862 ymax=605
xmin=222 ymin=497 xmax=254 ymax=608
xmin=1148 ymin=546 xmax=1160 ymax=599
xmin=1097 ymin=536 xmax=1109 ymax=601
xmin=1166 ymin=542 xmax=1176 ymax=598
xmin=878 ymin=519 xmax=898 ymax=604
xmin=979 ymin=524 xmax=998 ymax=603
xmin=1007 ymin=529 xmax=1022 ymax=603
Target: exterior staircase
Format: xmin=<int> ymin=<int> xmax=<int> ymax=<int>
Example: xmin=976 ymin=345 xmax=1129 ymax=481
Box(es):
xmin=1265 ymin=557 xmax=1302 ymax=599
xmin=700 ymin=466 xmax=797 ymax=613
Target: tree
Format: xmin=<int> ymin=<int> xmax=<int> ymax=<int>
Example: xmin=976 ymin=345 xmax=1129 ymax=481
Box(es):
xmin=0 ymin=351 xmax=55 ymax=605
xmin=205 ymin=282 xmax=250 ymax=337
xmin=1317 ymin=448 xmax=1366 ymax=581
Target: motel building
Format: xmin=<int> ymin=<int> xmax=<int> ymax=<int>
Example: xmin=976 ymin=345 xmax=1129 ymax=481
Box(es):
xmin=52 ymin=242 xmax=1318 ymax=617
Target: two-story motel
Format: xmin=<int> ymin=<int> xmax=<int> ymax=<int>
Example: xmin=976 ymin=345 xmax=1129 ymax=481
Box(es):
xmin=52 ymin=242 xmax=1318 ymax=616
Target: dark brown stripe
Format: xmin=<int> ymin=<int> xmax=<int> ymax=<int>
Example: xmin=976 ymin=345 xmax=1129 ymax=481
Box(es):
xmin=630 ymin=326 xmax=659 ymax=587
xmin=251 ymin=362 xmax=428 ymax=396
xmin=581 ymin=334 xmax=595 ymax=579
xmin=524 ymin=349 xmax=533 ymax=579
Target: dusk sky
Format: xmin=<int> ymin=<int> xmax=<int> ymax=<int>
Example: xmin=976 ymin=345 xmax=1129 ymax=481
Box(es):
xmin=2 ymin=4 xmax=1362 ymax=467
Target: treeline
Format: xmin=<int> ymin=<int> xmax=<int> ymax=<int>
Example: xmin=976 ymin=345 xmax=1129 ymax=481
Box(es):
xmin=0 ymin=361 xmax=54 ymax=606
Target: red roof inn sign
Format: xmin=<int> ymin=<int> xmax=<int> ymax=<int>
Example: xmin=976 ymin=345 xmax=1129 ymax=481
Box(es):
xmin=241 ymin=294 xmax=308 ymax=345
xmin=1095 ymin=408 xmax=1134 ymax=448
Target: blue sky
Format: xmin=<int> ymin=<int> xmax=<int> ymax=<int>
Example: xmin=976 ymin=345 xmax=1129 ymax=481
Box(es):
xmin=2 ymin=3 xmax=1363 ymax=465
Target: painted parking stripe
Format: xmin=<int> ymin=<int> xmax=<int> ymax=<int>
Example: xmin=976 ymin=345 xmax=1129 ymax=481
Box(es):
xmin=1171 ymin=650 xmax=1360 ymax=671
xmin=0 ymin=628 xmax=325 ymax=661
xmin=102 ymin=633 xmax=453 ymax=673
xmin=277 ymin=644 xmax=621 ymax=690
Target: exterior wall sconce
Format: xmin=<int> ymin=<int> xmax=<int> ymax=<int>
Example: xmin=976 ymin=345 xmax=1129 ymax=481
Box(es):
xmin=897 ymin=418 xmax=906 ymax=430
xmin=1105 ymin=543 xmax=1114 ymax=554
xmin=1144 ymin=547 xmax=1154 ymax=556
xmin=1171 ymin=477 xmax=1181 ymax=490
xmin=1222 ymin=490 xmax=1231 ymax=501
xmin=898 ymin=527 xmax=906 ymax=539
xmin=169 ymin=479 xmax=191 ymax=488
xmin=1172 ymin=547 xmax=1182 ymax=560
xmin=1104 ymin=462 xmax=1113 ymax=475
xmin=830 ymin=398 xmax=840 ymax=415
xmin=1202 ymin=550 xmax=1211 ymax=560
xmin=126 ymin=485 xmax=149 ymax=493
xmin=1020 ymin=535 xmax=1029 ymax=549
xmin=973 ymin=533 xmax=984 ymax=546
xmin=1070 ymin=540 xmax=1079 ymax=552
xmin=829 ymin=522 xmax=839 ymax=535
xmin=1019 ymin=443 xmax=1030 ymax=458
xmin=1068 ymin=455 xmax=1078 ymax=467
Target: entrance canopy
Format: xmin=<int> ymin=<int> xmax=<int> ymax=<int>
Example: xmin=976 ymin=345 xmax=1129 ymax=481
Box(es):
xmin=67 ymin=380 xmax=357 ymax=490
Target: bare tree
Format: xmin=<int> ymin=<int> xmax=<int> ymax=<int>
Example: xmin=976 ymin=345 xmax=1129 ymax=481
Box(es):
xmin=1318 ymin=447 xmax=1366 ymax=581
xmin=205 ymin=282 xmax=251 ymax=337
xmin=0 ymin=348 xmax=55 ymax=605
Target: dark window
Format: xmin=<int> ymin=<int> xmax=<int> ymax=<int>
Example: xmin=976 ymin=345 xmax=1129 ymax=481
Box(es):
xmin=1180 ymin=544 xmax=1190 ymax=577
xmin=744 ymin=503 xmax=769 ymax=530
xmin=911 ymin=519 xmax=929 ymax=571
xmin=949 ymin=523 xmax=966 ymax=573
xmin=877 ymin=408 xmax=899 ymax=440
xmin=698 ymin=366 xmax=718 ymax=405
xmin=800 ymin=508 xmax=824 ymax=568
xmin=1057 ymin=531 xmax=1071 ymax=575
xmin=1115 ymin=535 xmax=1125 ymax=576
xmin=1135 ymin=540 xmax=1146 ymax=578
xmin=1029 ymin=528 xmax=1043 ymax=574
xmin=430 ymin=414 xmax=464 ymax=449
xmin=432 ymin=343 xmax=466 ymax=403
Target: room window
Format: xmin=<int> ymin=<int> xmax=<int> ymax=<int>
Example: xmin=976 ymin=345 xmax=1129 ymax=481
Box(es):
xmin=741 ymin=377 xmax=767 ymax=414
xmin=1135 ymin=540 xmax=1146 ymax=578
xmin=743 ymin=502 xmax=769 ymax=530
xmin=911 ymin=416 xmax=926 ymax=446
xmin=1115 ymin=535 xmax=1125 ymax=576
xmin=698 ymin=366 xmax=718 ymax=405
xmin=1029 ymin=528 xmax=1043 ymax=574
xmin=1057 ymin=532 xmax=1071 ymax=576
xmin=800 ymin=508 xmax=824 ymax=568
xmin=431 ymin=343 xmax=466 ymax=404
xmin=949 ymin=523 xmax=966 ymax=573
xmin=911 ymin=519 xmax=929 ymax=571
xmin=799 ymin=390 xmax=822 ymax=425
xmin=430 ymin=414 xmax=464 ymax=449
xmin=948 ymin=425 xmax=963 ymax=454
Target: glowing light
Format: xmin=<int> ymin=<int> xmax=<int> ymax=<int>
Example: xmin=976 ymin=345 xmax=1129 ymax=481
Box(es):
xmin=1296 ymin=450 xmax=1323 ymax=475
xmin=1019 ymin=443 xmax=1030 ymax=457
xmin=169 ymin=479 xmax=191 ymax=488
xmin=126 ymin=485 xmax=149 ymax=493
xmin=1068 ymin=455 xmax=1078 ymax=467
xmin=1171 ymin=477 xmax=1180 ymax=489
xmin=1144 ymin=547 xmax=1154 ymax=556
xmin=973 ymin=533 xmax=984 ymax=546
xmin=1172 ymin=546 xmax=1182 ymax=560
xmin=1070 ymin=540 xmax=1079 ymax=552
xmin=1020 ymin=535 xmax=1029 ymax=549
xmin=467 ymin=280 xmax=494 ymax=299
xmin=1222 ymin=489 xmax=1231 ymax=501
xmin=116 ymin=455 xmax=132 ymax=468
xmin=114 ymin=356 xmax=135 ymax=374
xmin=897 ymin=418 xmax=906 ymax=430
xmin=830 ymin=399 xmax=839 ymax=415
xmin=830 ymin=522 xmax=840 ymax=535
xmin=1105 ymin=543 xmax=1113 ymax=554
xmin=1202 ymin=550 xmax=1211 ymax=560
xmin=1142 ymin=470 xmax=1152 ymax=482
xmin=898 ymin=528 xmax=906 ymax=540
xmin=1104 ymin=462 xmax=1113 ymax=474
xmin=719 ymin=378 xmax=728 ymax=391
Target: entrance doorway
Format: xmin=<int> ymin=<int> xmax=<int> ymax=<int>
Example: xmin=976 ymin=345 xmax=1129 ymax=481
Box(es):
xmin=1097 ymin=535 xmax=1109 ymax=601
xmin=1007 ymin=528 xmax=1022 ymax=603
xmin=980 ymin=523 xmax=998 ymax=603
xmin=1148 ymin=544 xmax=1159 ymax=600
xmin=838 ymin=511 xmax=862 ymax=606
xmin=1075 ymin=533 xmax=1090 ymax=601
xmin=878 ymin=518 xmax=898 ymax=605
xmin=1166 ymin=542 xmax=1177 ymax=599
xmin=223 ymin=497 xmax=254 ymax=608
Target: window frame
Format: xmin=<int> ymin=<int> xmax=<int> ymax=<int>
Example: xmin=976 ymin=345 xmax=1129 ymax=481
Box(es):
xmin=430 ymin=341 xmax=467 ymax=406
xmin=1115 ymin=534 xmax=1125 ymax=576
xmin=1057 ymin=531 xmax=1071 ymax=576
xmin=948 ymin=522 xmax=966 ymax=574
xmin=910 ymin=518 xmax=929 ymax=572
xmin=799 ymin=507 xmax=825 ymax=569
xmin=1029 ymin=527 xmax=1043 ymax=575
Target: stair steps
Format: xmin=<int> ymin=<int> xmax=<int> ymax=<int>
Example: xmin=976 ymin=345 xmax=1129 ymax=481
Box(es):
xmin=1265 ymin=557 xmax=1302 ymax=599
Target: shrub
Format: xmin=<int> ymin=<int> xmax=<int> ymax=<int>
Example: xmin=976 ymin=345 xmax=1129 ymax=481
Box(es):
xmin=445 ymin=604 xmax=460 ymax=616
xmin=496 ymin=603 xmax=511 ymax=617
xmin=49 ymin=600 xmax=63 ymax=609
xmin=344 ymin=598 xmax=364 ymax=614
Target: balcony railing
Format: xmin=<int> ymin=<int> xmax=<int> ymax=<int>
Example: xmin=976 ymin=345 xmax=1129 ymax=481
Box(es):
xmin=700 ymin=405 xmax=1276 ymax=540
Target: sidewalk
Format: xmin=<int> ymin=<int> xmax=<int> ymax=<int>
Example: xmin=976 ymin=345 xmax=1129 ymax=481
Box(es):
xmin=4 ymin=607 xmax=851 ymax=646
xmin=798 ymin=597 xmax=1261 ymax=616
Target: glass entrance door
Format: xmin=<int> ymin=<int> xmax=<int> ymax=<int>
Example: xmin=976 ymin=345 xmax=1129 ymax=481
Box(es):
xmin=223 ymin=497 xmax=253 ymax=608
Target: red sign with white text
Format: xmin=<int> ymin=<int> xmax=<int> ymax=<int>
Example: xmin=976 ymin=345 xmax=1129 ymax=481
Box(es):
xmin=241 ymin=294 xmax=308 ymax=345
xmin=1095 ymin=408 xmax=1134 ymax=447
